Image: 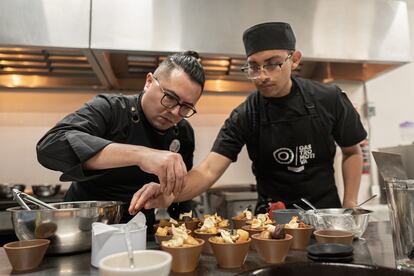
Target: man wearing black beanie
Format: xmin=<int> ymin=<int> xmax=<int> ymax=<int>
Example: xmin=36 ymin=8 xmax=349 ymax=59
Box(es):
xmin=129 ymin=22 xmax=367 ymax=215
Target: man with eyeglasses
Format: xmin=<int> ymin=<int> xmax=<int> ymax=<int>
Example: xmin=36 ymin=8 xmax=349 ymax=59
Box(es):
xmin=36 ymin=51 xmax=205 ymax=234
xmin=129 ymin=22 xmax=367 ymax=215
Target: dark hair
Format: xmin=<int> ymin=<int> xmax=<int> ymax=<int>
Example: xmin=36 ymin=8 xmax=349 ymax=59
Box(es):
xmin=154 ymin=51 xmax=205 ymax=92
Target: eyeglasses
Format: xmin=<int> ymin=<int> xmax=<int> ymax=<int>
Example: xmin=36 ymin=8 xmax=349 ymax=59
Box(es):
xmin=153 ymin=76 xmax=197 ymax=118
xmin=241 ymin=53 xmax=293 ymax=80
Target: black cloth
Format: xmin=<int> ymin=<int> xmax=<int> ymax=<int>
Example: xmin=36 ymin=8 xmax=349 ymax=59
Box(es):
xmin=243 ymin=22 xmax=296 ymax=56
xmin=36 ymin=92 xmax=194 ymax=233
xmin=211 ymin=77 xmax=367 ymax=212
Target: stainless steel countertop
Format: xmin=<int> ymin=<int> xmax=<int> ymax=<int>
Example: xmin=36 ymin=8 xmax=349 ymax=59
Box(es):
xmin=0 ymin=221 xmax=396 ymax=275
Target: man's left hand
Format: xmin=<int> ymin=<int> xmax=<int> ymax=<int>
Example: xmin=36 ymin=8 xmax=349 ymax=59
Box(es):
xmin=128 ymin=182 xmax=175 ymax=215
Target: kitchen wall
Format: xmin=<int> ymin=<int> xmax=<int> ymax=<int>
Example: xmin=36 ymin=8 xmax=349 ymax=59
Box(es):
xmin=365 ymin=0 xmax=414 ymax=191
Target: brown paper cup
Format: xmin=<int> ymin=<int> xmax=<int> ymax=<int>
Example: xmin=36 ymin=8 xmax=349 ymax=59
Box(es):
xmin=232 ymin=217 xmax=249 ymax=229
xmin=209 ymin=237 xmax=251 ymax=268
xmin=193 ymin=229 xmax=218 ymax=255
xmin=155 ymin=229 xmax=191 ymax=244
xmin=241 ymin=225 xmax=265 ymax=251
xmin=4 ymin=239 xmax=50 ymax=271
xmin=179 ymin=219 xmax=200 ymax=232
xmin=284 ymin=226 xmax=314 ymax=250
xmin=161 ymin=238 xmax=204 ymax=273
xmin=252 ymin=233 xmax=292 ymax=264
xmin=314 ymin=229 xmax=354 ymax=245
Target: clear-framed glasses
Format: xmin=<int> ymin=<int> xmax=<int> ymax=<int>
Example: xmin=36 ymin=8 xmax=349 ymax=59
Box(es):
xmin=241 ymin=53 xmax=293 ymax=80
xmin=153 ymin=76 xmax=197 ymax=118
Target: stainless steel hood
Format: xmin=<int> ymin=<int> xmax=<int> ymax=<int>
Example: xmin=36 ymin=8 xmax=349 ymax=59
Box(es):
xmin=0 ymin=0 xmax=411 ymax=91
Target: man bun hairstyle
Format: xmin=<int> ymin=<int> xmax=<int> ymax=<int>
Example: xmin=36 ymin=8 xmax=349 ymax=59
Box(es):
xmin=155 ymin=51 xmax=205 ymax=92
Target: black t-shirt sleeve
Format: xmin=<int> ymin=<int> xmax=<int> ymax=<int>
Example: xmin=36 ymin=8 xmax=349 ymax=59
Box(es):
xmin=177 ymin=121 xmax=195 ymax=171
xmin=36 ymin=94 xmax=122 ymax=181
xmin=167 ymin=120 xmax=195 ymax=218
xmin=332 ymin=89 xmax=367 ymax=147
xmin=211 ymin=102 xmax=251 ymax=162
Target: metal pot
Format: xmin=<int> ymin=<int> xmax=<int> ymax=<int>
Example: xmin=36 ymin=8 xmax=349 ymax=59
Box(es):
xmin=303 ymin=208 xmax=372 ymax=238
xmin=31 ymin=184 xmax=61 ymax=197
xmin=0 ymin=184 xmax=25 ymax=199
xmin=7 ymin=201 xmax=123 ymax=254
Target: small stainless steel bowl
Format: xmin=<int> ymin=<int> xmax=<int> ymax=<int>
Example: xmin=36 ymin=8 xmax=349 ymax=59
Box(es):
xmin=7 ymin=201 xmax=123 ymax=254
xmin=304 ymin=208 xmax=372 ymax=238
xmin=0 ymin=184 xmax=26 ymax=199
xmin=31 ymin=185 xmax=61 ymax=197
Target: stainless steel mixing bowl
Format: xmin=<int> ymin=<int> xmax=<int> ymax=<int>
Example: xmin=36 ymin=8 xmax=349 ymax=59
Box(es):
xmin=7 ymin=201 xmax=123 ymax=254
xmin=31 ymin=184 xmax=61 ymax=197
xmin=0 ymin=184 xmax=25 ymax=199
xmin=303 ymin=208 xmax=372 ymax=238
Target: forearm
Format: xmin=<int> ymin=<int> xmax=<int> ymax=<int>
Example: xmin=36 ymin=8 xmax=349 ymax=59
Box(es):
xmin=341 ymin=148 xmax=363 ymax=207
xmin=83 ymin=143 xmax=150 ymax=170
xmin=173 ymin=152 xmax=231 ymax=202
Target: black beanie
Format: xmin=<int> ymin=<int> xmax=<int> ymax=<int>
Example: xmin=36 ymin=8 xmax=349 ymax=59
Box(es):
xmin=243 ymin=22 xmax=296 ymax=57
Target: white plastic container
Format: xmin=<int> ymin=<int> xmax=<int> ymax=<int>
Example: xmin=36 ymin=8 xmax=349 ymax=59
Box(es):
xmin=91 ymin=223 xmax=147 ymax=267
xmin=99 ymin=250 xmax=171 ymax=276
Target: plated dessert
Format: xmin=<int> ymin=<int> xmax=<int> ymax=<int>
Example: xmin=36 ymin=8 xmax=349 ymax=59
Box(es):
xmin=242 ymin=213 xmax=274 ymax=250
xmin=194 ymin=213 xmax=229 ymax=254
xmin=232 ymin=208 xmax=253 ymax=229
xmin=252 ymin=224 xmax=293 ymax=264
xmin=283 ymin=216 xmax=314 ymax=250
xmin=209 ymin=229 xmax=251 ymax=268
xmin=160 ymin=224 xmax=204 ymax=273
xmin=155 ymin=223 xmax=192 ymax=244
xmin=178 ymin=210 xmax=201 ymax=231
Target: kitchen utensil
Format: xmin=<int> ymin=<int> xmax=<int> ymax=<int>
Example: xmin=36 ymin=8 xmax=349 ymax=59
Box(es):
xmin=371 ymin=151 xmax=408 ymax=181
xmin=384 ymin=179 xmax=414 ymax=271
xmin=99 ymin=250 xmax=172 ymax=276
xmin=343 ymin=194 xmax=378 ymax=214
xmin=301 ymin=198 xmax=330 ymax=228
xmin=0 ymin=184 xmax=25 ymax=199
xmin=31 ymin=184 xmax=61 ymax=197
xmin=304 ymin=208 xmax=372 ymax=238
xmin=235 ymin=262 xmax=414 ymax=276
xmin=293 ymin=204 xmax=305 ymax=212
xmin=7 ymin=201 xmax=123 ymax=254
xmin=301 ymin=198 xmax=318 ymax=212
xmin=12 ymin=189 xmax=57 ymax=210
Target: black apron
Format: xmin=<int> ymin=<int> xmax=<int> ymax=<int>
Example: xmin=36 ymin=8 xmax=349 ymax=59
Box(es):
xmin=255 ymin=80 xmax=341 ymax=214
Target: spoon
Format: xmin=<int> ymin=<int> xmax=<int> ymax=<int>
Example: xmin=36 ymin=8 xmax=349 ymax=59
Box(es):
xmin=301 ymin=198 xmax=318 ymax=213
xmin=123 ymin=225 xmax=135 ymax=269
xmin=293 ymin=203 xmax=306 ymax=212
xmin=343 ymin=194 xmax=378 ymax=214
xmin=300 ymin=198 xmax=331 ymax=228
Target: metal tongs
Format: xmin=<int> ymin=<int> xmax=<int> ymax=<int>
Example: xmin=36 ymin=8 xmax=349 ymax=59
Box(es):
xmin=12 ymin=188 xmax=57 ymax=210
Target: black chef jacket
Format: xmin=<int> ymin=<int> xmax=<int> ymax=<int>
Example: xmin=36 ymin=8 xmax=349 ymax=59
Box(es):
xmin=212 ymin=77 xmax=367 ymax=211
xmin=36 ymin=92 xmax=195 ymax=233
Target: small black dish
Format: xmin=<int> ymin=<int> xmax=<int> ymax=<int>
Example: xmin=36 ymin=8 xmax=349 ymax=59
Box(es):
xmin=307 ymin=254 xmax=353 ymax=263
xmin=307 ymin=243 xmax=353 ymax=258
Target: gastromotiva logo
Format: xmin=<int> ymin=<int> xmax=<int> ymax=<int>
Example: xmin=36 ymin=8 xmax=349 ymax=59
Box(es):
xmin=273 ymin=144 xmax=315 ymax=172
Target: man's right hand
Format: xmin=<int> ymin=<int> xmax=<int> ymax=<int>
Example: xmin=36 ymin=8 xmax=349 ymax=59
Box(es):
xmin=128 ymin=183 xmax=175 ymax=215
xmin=138 ymin=148 xmax=187 ymax=196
